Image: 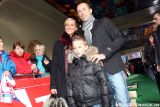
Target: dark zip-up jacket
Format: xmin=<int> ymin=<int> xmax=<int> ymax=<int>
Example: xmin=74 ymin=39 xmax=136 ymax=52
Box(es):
xmin=66 ymin=46 xmax=110 ymax=107
xmin=82 ymin=17 xmax=125 ymax=74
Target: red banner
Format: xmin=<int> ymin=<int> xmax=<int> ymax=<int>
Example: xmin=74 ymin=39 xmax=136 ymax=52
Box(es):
xmin=0 ymin=77 xmax=51 ymax=107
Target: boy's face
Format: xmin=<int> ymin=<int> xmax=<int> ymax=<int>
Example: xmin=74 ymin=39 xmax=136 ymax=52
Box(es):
xmin=0 ymin=39 xmax=4 ymax=51
xmin=72 ymin=40 xmax=88 ymax=58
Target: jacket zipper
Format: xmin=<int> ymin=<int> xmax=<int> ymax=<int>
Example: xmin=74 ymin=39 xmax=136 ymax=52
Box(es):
xmin=76 ymin=60 xmax=85 ymax=104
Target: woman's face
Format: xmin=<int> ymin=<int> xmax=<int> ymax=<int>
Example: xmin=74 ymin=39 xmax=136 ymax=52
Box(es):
xmin=14 ymin=45 xmax=24 ymax=56
xmin=34 ymin=46 xmax=44 ymax=56
xmin=64 ymin=19 xmax=77 ymax=37
xmin=149 ymin=35 xmax=154 ymax=44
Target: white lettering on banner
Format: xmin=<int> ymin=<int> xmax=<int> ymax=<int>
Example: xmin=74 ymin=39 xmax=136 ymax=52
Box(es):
xmin=15 ymin=89 xmax=32 ymax=107
xmin=35 ymin=94 xmax=50 ymax=103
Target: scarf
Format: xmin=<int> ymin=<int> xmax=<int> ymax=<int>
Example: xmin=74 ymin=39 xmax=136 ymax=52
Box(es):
xmin=36 ymin=55 xmax=45 ymax=72
xmin=82 ymin=15 xmax=95 ymax=45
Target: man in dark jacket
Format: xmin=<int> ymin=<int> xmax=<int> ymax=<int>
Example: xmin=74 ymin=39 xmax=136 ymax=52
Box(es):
xmin=77 ymin=2 xmax=130 ymax=106
xmin=153 ymin=10 xmax=160 ymax=71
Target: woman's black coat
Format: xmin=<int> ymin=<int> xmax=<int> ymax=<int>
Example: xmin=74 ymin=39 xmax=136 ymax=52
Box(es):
xmin=50 ymin=40 xmax=67 ymax=98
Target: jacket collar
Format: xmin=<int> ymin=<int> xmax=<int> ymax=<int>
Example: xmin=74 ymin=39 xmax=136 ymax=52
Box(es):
xmin=90 ymin=19 xmax=98 ymax=36
xmin=68 ymin=46 xmax=98 ymax=63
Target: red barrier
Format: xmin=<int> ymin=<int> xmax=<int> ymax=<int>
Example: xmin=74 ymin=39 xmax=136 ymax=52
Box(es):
xmin=0 ymin=77 xmax=50 ymax=107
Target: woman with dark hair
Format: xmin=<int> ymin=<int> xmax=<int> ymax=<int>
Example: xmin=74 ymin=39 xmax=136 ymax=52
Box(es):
xmin=9 ymin=42 xmax=38 ymax=79
xmin=50 ymin=18 xmax=82 ymax=98
xmin=144 ymin=34 xmax=160 ymax=92
xmin=144 ymin=35 xmax=157 ymax=79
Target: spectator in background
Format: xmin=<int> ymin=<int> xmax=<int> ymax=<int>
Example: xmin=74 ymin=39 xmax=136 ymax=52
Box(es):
xmin=30 ymin=44 xmax=51 ymax=78
xmin=144 ymin=35 xmax=157 ymax=80
xmin=153 ymin=11 xmax=160 ymax=73
xmin=9 ymin=42 xmax=38 ymax=79
xmin=50 ymin=18 xmax=82 ymax=99
xmin=144 ymin=35 xmax=160 ymax=92
xmin=0 ymin=36 xmax=16 ymax=80
xmin=27 ymin=40 xmax=42 ymax=58
xmin=153 ymin=10 xmax=160 ymax=43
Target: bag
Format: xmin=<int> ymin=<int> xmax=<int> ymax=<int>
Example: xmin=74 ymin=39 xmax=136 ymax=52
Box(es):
xmin=43 ymin=94 xmax=68 ymax=107
xmin=0 ymin=74 xmax=16 ymax=103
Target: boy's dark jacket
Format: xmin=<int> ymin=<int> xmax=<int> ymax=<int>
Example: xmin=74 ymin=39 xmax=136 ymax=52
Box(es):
xmin=66 ymin=46 xmax=110 ymax=107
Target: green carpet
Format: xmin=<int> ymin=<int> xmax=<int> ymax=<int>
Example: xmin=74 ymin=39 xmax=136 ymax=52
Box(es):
xmin=127 ymin=74 xmax=160 ymax=105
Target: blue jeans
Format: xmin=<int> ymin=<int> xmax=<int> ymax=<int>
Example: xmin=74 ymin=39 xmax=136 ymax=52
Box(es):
xmin=107 ymin=71 xmax=130 ymax=107
xmin=91 ymin=104 xmax=101 ymax=107
xmin=145 ymin=68 xmax=156 ymax=81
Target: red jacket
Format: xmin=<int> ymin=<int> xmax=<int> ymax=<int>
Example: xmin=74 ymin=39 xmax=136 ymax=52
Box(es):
xmin=9 ymin=51 xmax=32 ymax=74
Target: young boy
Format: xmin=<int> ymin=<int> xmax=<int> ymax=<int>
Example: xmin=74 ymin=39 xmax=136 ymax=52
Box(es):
xmin=0 ymin=36 xmax=16 ymax=80
xmin=66 ymin=36 xmax=110 ymax=107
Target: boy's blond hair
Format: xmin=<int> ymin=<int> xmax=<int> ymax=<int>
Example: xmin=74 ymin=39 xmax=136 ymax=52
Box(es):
xmin=71 ymin=35 xmax=88 ymax=46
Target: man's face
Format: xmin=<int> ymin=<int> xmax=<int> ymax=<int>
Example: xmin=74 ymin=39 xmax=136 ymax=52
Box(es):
xmin=77 ymin=3 xmax=92 ymax=22
xmin=73 ymin=40 xmax=88 ymax=58
xmin=153 ymin=13 xmax=160 ymax=25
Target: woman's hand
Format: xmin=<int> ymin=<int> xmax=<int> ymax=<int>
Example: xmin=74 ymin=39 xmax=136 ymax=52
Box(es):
xmin=3 ymin=71 xmax=11 ymax=76
xmin=51 ymin=89 xmax=57 ymax=94
xmin=31 ymin=64 xmax=38 ymax=73
xmin=43 ymin=58 xmax=49 ymax=65
xmin=39 ymin=72 xmax=45 ymax=75
xmin=31 ymin=64 xmax=37 ymax=70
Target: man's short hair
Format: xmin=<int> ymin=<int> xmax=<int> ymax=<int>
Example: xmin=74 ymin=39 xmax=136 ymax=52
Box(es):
xmin=153 ymin=10 xmax=160 ymax=16
xmin=77 ymin=2 xmax=91 ymax=9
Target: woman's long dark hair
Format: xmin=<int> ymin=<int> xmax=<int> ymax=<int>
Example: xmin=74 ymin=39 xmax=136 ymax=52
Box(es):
xmin=59 ymin=31 xmax=79 ymax=49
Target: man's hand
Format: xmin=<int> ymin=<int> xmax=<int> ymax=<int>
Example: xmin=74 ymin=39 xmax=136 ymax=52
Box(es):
xmin=157 ymin=65 xmax=160 ymax=72
xmin=51 ymin=89 xmax=57 ymax=94
xmin=91 ymin=54 xmax=106 ymax=63
xmin=3 ymin=71 xmax=11 ymax=76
